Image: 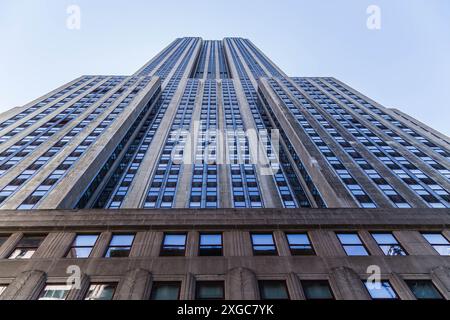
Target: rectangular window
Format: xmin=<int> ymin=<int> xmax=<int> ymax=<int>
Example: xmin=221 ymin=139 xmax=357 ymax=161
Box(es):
xmin=286 ymin=233 xmax=315 ymax=256
xmin=301 ymin=280 xmax=334 ymax=300
xmin=259 ymin=281 xmax=290 ymax=300
xmin=371 ymin=233 xmax=407 ymax=256
xmin=8 ymin=235 xmax=46 ymax=260
xmin=150 ymin=282 xmax=181 ymax=300
xmin=364 ymin=280 xmax=398 ymax=300
xmin=195 ymin=281 xmax=224 ymax=300
xmin=105 ymin=234 xmax=134 ymax=258
xmin=38 ymin=284 xmax=71 ymax=300
xmin=422 ymin=233 xmax=450 ymax=256
xmin=406 ymin=280 xmax=443 ymax=300
xmin=337 ymin=233 xmax=369 ymax=256
xmin=67 ymin=234 xmax=99 ymax=258
xmin=251 ymin=233 xmax=278 ymax=256
xmin=199 ymin=233 xmax=223 ymax=256
xmin=160 ymin=233 xmax=187 ymax=256
xmin=84 ymin=283 xmax=116 ymax=300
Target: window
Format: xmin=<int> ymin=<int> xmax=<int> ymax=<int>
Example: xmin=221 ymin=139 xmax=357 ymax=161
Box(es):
xmin=67 ymin=234 xmax=99 ymax=258
xmin=196 ymin=281 xmax=224 ymax=300
xmin=150 ymin=282 xmax=181 ymax=300
xmin=38 ymin=284 xmax=71 ymax=300
xmin=199 ymin=233 xmax=223 ymax=256
xmin=371 ymin=233 xmax=407 ymax=256
xmin=364 ymin=280 xmax=398 ymax=300
xmin=337 ymin=233 xmax=369 ymax=256
xmin=85 ymin=284 xmax=116 ymax=300
xmin=301 ymin=281 xmax=334 ymax=300
xmin=105 ymin=234 xmax=134 ymax=258
xmin=8 ymin=235 xmax=46 ymax=259
xmin=251 ymin=233 xmax=277 ymax=256
xmin=0 ymin=285 xmax=7 ymax=297
xmin=0 ymin=235 xmax=9 ymax=247
xmin=406 ymin=280 xmax=443 ymax=300
xmin=160 ymin=234 xmax=187 ymax=256
xmin=286 ymin=233 xmax=315 ymax=256
xmin=422 ymin=233 xmax=450 ymax=256
xmin=259 ymin=281 xmax=290 ymax=300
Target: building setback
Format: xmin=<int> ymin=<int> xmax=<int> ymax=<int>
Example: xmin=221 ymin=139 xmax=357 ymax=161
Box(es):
xmin=0 ymin=37 xmax=449 ymax=300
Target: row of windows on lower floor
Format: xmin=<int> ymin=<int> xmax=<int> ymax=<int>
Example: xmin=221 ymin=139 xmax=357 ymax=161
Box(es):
xmin=1 ymin=230 xmax=449 ymax=260
xmin=0 ymin=278 xmax=445 ymax=301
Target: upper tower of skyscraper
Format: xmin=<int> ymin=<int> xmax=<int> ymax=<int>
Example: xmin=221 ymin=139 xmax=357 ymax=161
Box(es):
xmin=0 ymin=37 xmax=448 ymax=210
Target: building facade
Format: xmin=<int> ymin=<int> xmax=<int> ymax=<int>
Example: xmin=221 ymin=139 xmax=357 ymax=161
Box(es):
xmin=0 ymin=37 xmax=449 ymax=300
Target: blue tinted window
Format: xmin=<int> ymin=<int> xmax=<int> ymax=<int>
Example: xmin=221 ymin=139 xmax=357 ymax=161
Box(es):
xmin=365 ymin=281 xmax=397 ymax=300
xmin=337 ymin=233 xmax=369 ymax=256
xmin=251 ymin=233 xmax=277 ymax=256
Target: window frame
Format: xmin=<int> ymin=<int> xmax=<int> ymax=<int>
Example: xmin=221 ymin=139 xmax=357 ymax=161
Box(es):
xmin=421 ymin=232 xmax=450 ymax=256
xmin=301 ymin=280 xmax=335 ymax=300
xmin=195 ymin=281 xmax=225 ymax=300
xmin=258 ymin=280 xmax=290 ymax=300
xmin=8 ymin=234 xmax=46 ymax=260
xmin=84 ymin=283 xmax=117 ymax=300
xmin=150 ymin=281 xmax=182 ymax=300
xmin=38 ymin=283 xmax=72 ymax=301
xmin=405 ymin=280 xmax=444 ymax=300
xmin=336 ymin=232 xmax=370 ymax=256
xmin=250 ymin=233 xmax=278 ymax=256
xmin=199 ymin=233 xmax=223 ymax=257
xmin=104 ymin=234 xmax=135 ymax=258
xmin=363 ymin=280 xmax=399 ymax=300
xmin=160 ymin=233 xmax=188 ymax=257
xmin=371 ymin=232 xmax=408 ymax=256
xmin=66 ymin=234 xmax=100 ymax=259
xmin=285 ymin=232 xmax=315 ymax=256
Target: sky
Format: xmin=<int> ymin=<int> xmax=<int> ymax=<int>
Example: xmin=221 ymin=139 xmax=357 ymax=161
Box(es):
xmin=0 ymin=0 xmax=449 ymax=136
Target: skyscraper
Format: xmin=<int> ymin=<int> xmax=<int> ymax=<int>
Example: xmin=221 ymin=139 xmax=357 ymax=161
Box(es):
xmin=0 ymin=38 xmax=448 ymax=301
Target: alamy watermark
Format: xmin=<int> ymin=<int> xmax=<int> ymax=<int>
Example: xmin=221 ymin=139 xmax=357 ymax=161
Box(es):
xmin=166 ymin=121 xmax=281 ymax=176
xmin=367 ymin=5 xmax=381 ymax=30
xmin=66 ymin=5 xmax=81 ymax=30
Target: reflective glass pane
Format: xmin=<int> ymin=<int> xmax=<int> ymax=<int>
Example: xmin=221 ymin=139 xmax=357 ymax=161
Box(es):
xmin=85 ymin=284 xmax=116 ymax=300
xmin=259 ymin=281 xmax=289 ymax=300
xmin=110 ymin=235 xmax=134 ymax=246
xmin=8 ymin=248 xmax=35 ymax=259
xmin=343 ymin=245 xmax=369 ymax=256
xmin=302 ymin=281 xmax=333 ymax=300
xmin=106 ymin=247 xmax=131 ymax=258
xmin=200 ymin=234 xmax=222 ymax=246
xmin=407 ymin=281 xmax=443 ymax=300
xmin=337 ymin=234 xmax=362 ymax=245
xmin=433 ymin=245 xmax=450 ymax=256
xmin=380 ymin=245 xmax=406 ymax=256
xmin=0 ymin=285 xmax=7 ymax=297
xmin=164 ymin=234 xmax=187 ymax=246
xmin=39 ymin=285 xmax=71 ymax=300
xmin=17 ymin=236 xmax=45 ymax=247
xmin=287 ymin=234 xmax=310 ymax=245
xmin=423 ymin=234 xmax=449 ymax=245
xmin=365 ymin=281 xmax=397 ymax=299
xmin=251 ymin=234 xmax=274 ymax=245
xmin=372 ymin=233 xmax=397 ymax=245
xmin=74 ymin=235 xmax=98 ymax=247
xmin=196 ymin=282 xmax=224 ymax=300
xmin=67 ymin=247 xmax=92 ymax=258
xmin=151 ymin=283 xmax=180 ymax=300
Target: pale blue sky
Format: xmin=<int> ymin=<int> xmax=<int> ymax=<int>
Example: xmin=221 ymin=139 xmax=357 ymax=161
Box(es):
xmin=1 ymin=0 xmax=449 ymax=135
